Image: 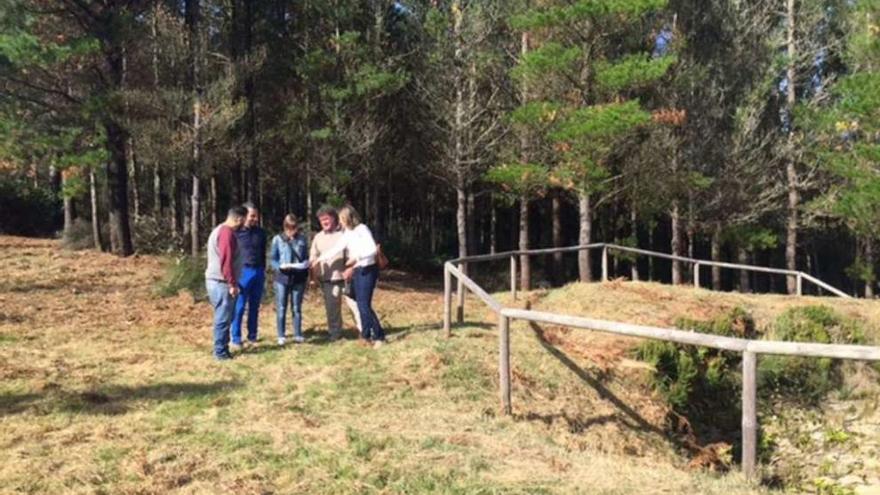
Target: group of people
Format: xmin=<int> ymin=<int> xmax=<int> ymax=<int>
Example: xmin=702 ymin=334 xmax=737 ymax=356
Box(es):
xmin=204 ymin=203 xmax=385 ymax=360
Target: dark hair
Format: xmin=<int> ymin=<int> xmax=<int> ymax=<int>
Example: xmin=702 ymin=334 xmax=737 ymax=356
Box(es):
xmin=228 ymin=206 xmax=248 ymax=219
xmin=242 ymin=202 xmax=258 ymax=212
xmin=316 ymin=204 xmax=338 ymax=220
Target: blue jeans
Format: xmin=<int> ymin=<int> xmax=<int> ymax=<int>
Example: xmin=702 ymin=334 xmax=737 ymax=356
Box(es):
xmin=275 ymin=281 xmax=305 ymax=339
xmin=207 ymin=279 xmax=236 ymax=357
xmin=231 ymin=266 xmax=265 ymax=343
xmin=351 ymin=264 xmax=384 ymax=341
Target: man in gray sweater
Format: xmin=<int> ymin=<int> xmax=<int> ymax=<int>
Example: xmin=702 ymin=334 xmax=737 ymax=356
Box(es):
xmin=205 ymin=206 xmax=247 ymax=360
xmin=309 ymin=205 xmax=361 ymax=341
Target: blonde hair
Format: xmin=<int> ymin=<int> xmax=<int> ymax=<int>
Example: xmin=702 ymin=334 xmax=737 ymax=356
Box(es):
xmin=282 ymin=213 xmax=299 ymax=231
xmin=338 ymin=205 xmax=362 ymax=230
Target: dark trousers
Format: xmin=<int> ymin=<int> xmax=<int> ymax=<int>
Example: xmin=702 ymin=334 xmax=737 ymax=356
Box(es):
xmin=350 ymin=264 xmax=384 ymax=341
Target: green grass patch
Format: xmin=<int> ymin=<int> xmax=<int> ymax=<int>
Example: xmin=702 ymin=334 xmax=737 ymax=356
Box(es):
xmin=155 ymin=255 xmax=206 ymax=298
xmin=759 ymin=305 xmax=868 ymax=402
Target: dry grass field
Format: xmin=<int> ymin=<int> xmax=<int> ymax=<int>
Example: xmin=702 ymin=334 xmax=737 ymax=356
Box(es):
xmin=5 ymin=235 xmax=876 ymax=494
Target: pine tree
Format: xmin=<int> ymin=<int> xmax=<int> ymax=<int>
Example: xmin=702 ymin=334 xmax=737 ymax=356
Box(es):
xmin=508 ymin=0 xmax=675 ymax=282
xmin=807 ymin=0 xmax=880 ymax=296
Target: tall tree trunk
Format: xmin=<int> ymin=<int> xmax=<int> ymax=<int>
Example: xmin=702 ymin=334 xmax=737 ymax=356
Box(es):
xmin=62 ymin=168 xmax=75 ymax=241
xmin=429 ymin=192 xmax=438 ymax=253
xmin=578 ymin=192 xmax=592 ymax=282
xmin=245 ymin=0 xmax=259 ymax=209
xmin=121 ymin=46 xmax=139 ymax=222
xmin=370 ymin=184 xmax=380 ymax=237
xmin=738 ymin=246 xmax=751 ymax=293
xmin=456 ymin=183 xmax=468 ymax=271
xmin=519 ymin=195 xmax=530 ymax=291
xmin=183 ymin=178 xmax=191 ymax=238
xmin=489 ymin=193 xmax=497 ymax=255
xmin=127 ymin=137 xmax=140 ymax=219
xmin=188 ymin=0 xmax=202 ymax=257
xmin=785 ymin=0 xmax=799 ymax=294
xmin=151 ymin=3 xmax=162 ymax=216
xmin=686 ymin=192 xmax=695 ymax=282
xmin=170 ymin=175 xmax=179 ymax=236
xmin=89 ymin=168 xmax=103 ymax=251
xmin=452 ymin=0 xmax=467 ymax=274
xmin=630 ymin=204 xmax=639 ymax=282
xmin=711 ymin=222 xmax=722 ymax=290
xmin=258 ymin=177 xmax=264 ymax=220
xmin=552 ymin=193 xmax=563 ymax=284
xmin=467 ymin=190 xmax=476 ymax=255
xmin=103 ymin=28 xmax=134 ymax=256
xmin=517 ymin=29 xmax=531 ymax=288
xmin=104 ymin=120 xmax=134 ymax=256
xmin=305 ymin=163 xmax=313 ymax=233
xmin=671 ymin=201 xmax=682 ymax=284
xmin=153 ymin=166 xmax=161 ymax=215
xmin=210 ymin=173 xmax=218 ymax=228
xmin=387 ymin=183 xmax=394 ymax=236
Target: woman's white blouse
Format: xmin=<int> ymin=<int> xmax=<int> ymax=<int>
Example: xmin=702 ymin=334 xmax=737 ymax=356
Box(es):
xmin=317 ymin=224 xmax=378 ymax=267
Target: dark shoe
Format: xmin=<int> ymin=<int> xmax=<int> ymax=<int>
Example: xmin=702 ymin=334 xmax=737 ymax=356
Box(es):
xmin=215 ymin=352 xmax=234 ymax=361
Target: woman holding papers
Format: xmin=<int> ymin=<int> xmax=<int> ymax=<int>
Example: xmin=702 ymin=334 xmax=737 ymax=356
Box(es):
xmin=270 ymin=214 xmax=310 ymax=345
xmin=315 ymin=205 xmax=385 ymax=348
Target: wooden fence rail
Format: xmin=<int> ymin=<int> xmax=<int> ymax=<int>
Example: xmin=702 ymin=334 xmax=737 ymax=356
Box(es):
xmin=441 ymin=243 xmax=874 ymax=480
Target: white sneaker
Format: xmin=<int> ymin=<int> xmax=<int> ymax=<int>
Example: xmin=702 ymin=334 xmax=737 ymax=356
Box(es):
xmin=230 ymin=342 xmax=243 ymax=352
xmin=372 ymin=340 xmax=385 ymax=349
xmin=292 ymin=336 xmax=305 ymax=344
xmin=277 ymin=337 xmax=286 ymax=346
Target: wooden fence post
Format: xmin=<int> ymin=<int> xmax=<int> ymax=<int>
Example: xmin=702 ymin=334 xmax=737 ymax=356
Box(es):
xmin=602 ymin=246 xmax=609 ymax=282
xmin=742 ymin=351 xmax=758 ymax=480
xmin=499 ymin=313 xmax=511 ymax=415
xmin=510 ymin=255 xmax=517 ymax=301
xmin=694 ymin=263 xmax=700 ymax=288
xmin=456 ymin=262 xmax=465 ymax=324
xmin=443 ymin=264 xmax=452 ymax=338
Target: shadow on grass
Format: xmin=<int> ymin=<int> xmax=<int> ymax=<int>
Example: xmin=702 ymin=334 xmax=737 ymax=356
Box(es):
xmin=527 ymin=319 xmax=664 ymax=435
xmin=526 ymin=318 xmax=707 ymax=457
xmin=449 ymin=321 xmax=495 ymax=332
xmin=0 ymin=380 xmax=241 ymax=417
xmin=514 ymin=411 xmax=620 ymax=433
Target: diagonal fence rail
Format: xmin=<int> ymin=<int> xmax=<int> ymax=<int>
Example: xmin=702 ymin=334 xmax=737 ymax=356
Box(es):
xmin=442 ymin=243 xmax=876 ymax=480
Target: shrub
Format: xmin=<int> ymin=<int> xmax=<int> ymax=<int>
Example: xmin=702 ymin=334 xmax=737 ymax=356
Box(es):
xmin=132 ymin=215 xmax=186 ymax=254
xmin=758 ymin=305 xmax=866 ymax=402
xmin=635 ymin=307 xmax=753 ymax=416
xmin=156 ymin=255 xmax=206 ymax=299
xmin=61 ymin=219 xmax=103 ymax=250
xmin=0 ymin=177 xmax=60 ymax=236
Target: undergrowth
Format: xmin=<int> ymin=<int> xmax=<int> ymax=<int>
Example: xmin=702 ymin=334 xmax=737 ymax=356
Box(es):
xmin=156 ymin=255 xmax=206 ymax=299
xmin=759 ymin=306 xmax=868 ymax=403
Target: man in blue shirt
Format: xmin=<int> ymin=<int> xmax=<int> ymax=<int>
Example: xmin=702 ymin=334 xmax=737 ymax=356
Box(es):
xmin=231 ymin=203 xmax=267 ymax=348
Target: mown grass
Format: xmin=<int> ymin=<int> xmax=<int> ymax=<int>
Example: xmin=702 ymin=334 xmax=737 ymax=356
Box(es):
xmin=0 ymin=236 xmax=779 ymax=494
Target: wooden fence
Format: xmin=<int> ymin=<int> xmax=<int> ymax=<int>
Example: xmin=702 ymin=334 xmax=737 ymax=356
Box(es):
xmin=441 ymin=243 xmax=877 ymax=479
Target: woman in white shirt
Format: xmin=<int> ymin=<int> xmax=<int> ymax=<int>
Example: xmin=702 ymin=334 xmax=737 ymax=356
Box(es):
xmin=316 ymin=205 xmax=385 ymax=347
